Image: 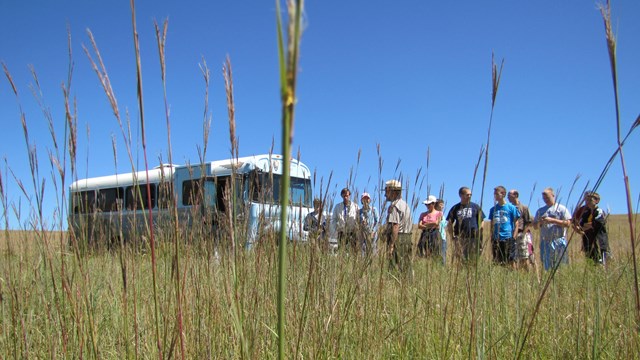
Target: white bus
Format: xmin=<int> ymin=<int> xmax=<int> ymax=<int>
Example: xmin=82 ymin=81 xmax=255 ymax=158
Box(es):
xmin=68 ymin=154 xmax=314 ymax=247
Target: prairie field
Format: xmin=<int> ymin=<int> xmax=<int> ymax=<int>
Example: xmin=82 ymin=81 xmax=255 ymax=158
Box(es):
xmin=2 ymin=2 xmax=639 ymax=359
xmin=1 ymin=214 xmax=639 ymax=359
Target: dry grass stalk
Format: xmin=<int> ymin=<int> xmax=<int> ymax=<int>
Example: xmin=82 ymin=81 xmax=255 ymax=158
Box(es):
xmin=223 ymin=57 xmax=238 ymax=252
xmin=599 ymin=0 xmax=640 ymax=330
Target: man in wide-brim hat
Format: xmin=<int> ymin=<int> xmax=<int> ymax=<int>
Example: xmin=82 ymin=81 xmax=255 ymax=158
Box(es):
xmin=383 ymin=179 xmax=413 ymax=276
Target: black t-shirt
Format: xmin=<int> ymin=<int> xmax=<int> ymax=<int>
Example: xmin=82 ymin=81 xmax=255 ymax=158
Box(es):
xmin=446 ymin=202 xmax=485 ymax=237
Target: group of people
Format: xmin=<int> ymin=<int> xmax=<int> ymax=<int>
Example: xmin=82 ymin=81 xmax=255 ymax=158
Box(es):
xmin=302 ymin=180 xmax=413 ymax=272
xmin=303 ymin=187 xmax=380 ymax=254
xmin=303 ymin=180 xmax=610 ymax=276
xmin=446 ymin=185 xmax=610 ymax=270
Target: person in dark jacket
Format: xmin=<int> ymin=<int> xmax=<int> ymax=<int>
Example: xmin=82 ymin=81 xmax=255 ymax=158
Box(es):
xmin=578 ymin=192 xmax=610 ymax=266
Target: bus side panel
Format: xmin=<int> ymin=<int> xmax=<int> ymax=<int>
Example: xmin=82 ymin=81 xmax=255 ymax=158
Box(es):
xmin=245 ymin=203 xmax=311 ymax=246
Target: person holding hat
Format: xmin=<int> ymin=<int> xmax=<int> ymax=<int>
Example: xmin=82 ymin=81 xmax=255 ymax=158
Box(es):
xmin=358 ymin=192 xmax=379 ymax=255
xmin=382 ymin=179 xmax=413 ymax=276
xmin=417 ymin=195 xmax=442 ymax=259
xmin=577 ymin=192 xmax=610 ymax=266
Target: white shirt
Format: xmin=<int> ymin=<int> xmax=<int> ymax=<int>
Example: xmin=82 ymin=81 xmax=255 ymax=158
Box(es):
xmin=330 ymin=201 xmax=360 ymax=238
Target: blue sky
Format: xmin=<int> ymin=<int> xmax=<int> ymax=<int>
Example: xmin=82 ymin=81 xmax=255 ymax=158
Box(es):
xmin=1 ymin=0 xmax=639 ymax=229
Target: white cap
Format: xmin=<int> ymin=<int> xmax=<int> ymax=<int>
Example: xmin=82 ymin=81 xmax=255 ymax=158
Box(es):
xmin=423 ymin=195 xmax=437 ymax=205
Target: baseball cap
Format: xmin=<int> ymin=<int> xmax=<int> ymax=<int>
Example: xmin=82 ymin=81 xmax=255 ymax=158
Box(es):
xmin=423 ymin=195 xmax=437 ymax=205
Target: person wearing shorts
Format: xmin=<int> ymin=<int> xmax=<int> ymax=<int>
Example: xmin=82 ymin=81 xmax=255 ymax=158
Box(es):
xmin=508 ymin=189 xmax=535 ymax=270
xmin=489 ymin=186 xmax=520 ymax=266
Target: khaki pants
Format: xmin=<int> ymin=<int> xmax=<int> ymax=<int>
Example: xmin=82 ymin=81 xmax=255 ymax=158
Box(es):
xmin=388 ymin=233 xmax=413 ymax=274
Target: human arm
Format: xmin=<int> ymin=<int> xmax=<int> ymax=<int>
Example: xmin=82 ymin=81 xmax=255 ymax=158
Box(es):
xmin=538 ymin=216 xmax=571 ymax=227
xmin=488 ymin=208 xmax=496 ymax=240
xmin=389 ymin=222 xmax=399 ymax=254
xmin=417 ymin=212 xmax=427 ymax=230
xmin=446 ymin=208 xmax=456 ymax=240
xmin=447 ymin=221 xmax=455 ymax=242
xmin=373 ymin=207 xmax=379 ymax=228
xmin=512 ymin=208 xmax=521 ymax=239
xmin=329 ymin=205 xmax=340 ymax=240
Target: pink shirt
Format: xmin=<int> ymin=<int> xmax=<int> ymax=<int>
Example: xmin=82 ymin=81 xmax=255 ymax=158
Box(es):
xmin=419 ymin=210 xmax=442 ymax=225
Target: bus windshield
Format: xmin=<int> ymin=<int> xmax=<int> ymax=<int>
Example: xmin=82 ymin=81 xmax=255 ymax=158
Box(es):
xmin=249 ymin=172 xmax=312 ymax=207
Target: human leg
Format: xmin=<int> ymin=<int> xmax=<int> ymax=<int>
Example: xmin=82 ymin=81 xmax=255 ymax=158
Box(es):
xmin=540 ymin=239 xmax=552 ymax=271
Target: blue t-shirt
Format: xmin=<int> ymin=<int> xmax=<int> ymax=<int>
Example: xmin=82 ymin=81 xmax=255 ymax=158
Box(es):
xmin=489 ymin=202 xmax=520 ymax=241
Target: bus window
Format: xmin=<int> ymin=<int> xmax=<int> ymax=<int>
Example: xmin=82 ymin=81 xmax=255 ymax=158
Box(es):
xmin=182 ymin=180 xmax=202 ymax=206
xmin=248 ymin=172 xmax=277 ymax=204
xmin=215 ymin=177 xmax=229 ymax=213
xmin=97 ymin=187 xmax=123 ymax=212
xmin=72 ymin=190 xmax=96 ymax=214
xmin=211 ymin=176 xmax=243 ymax=215
xmin=290 ymin=177 xmax=312 ymax=207
xmin=248 ymin=169 xmax=261 ymax=203
xmin=158 ymin=181 xmax=174 ymax=209
xmin=203 ymin=179 xmax=217 ymax=208
xmin=182 ymin=178 xmax=219 ymax=208
xmin=125 ymin=184 xmax=156 ymax=210
xmin=248 ymin=172 xmax=311 ymax=207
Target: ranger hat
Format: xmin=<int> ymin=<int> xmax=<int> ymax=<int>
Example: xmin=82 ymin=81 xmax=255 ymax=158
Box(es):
xmin=385 ymin=179 xmax=402 ymax=190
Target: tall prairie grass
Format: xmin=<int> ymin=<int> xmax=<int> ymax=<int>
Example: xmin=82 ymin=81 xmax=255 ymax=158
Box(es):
xmin=1 ymin=218 xmax=639 ymax=358
xmin=1 ymin=0 xmax=640 ymax=359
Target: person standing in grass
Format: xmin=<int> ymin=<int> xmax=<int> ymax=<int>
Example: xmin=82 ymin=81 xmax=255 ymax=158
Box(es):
xmin=577 ymin=192 xmax=610 ymax=266
xmin=572 ymin=191 xmax=593 ymax=232
xmin=358 ymin=192 xmax=379 ymax=255
xmin=304 ymin=198 xmax=327 ymax=244
xmin=446 ymin=186 xmax=485 ymax=263
xmin=383 ymin=179 xmax=413 ymax=275
xmin=436 ymin=199 xmax=448 ymax=265
xmin=417 ymin=195 xmax=442 ymax=259
xmin=489 ymin=186 xmax=520 ymax=266
xmin=508 ymin=189 xmax=536 ymax=271
xmin=533 ymin=187 xmax=571 ymax=270
xmin=331 ymin=187 xmax=360 ymax=253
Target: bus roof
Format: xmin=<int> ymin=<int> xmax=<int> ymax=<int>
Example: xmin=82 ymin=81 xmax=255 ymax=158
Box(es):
xmin=69 ymin=154 xmax=311 ymax=192
xmin=69 ymin=165 xmax=175 ymax=192
xmin=202 ymin=154 xmax=311 ymax=178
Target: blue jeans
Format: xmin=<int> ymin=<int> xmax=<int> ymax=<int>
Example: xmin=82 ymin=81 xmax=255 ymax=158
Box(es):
xmin=540 ymin=237 xmax=568 ymax=270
